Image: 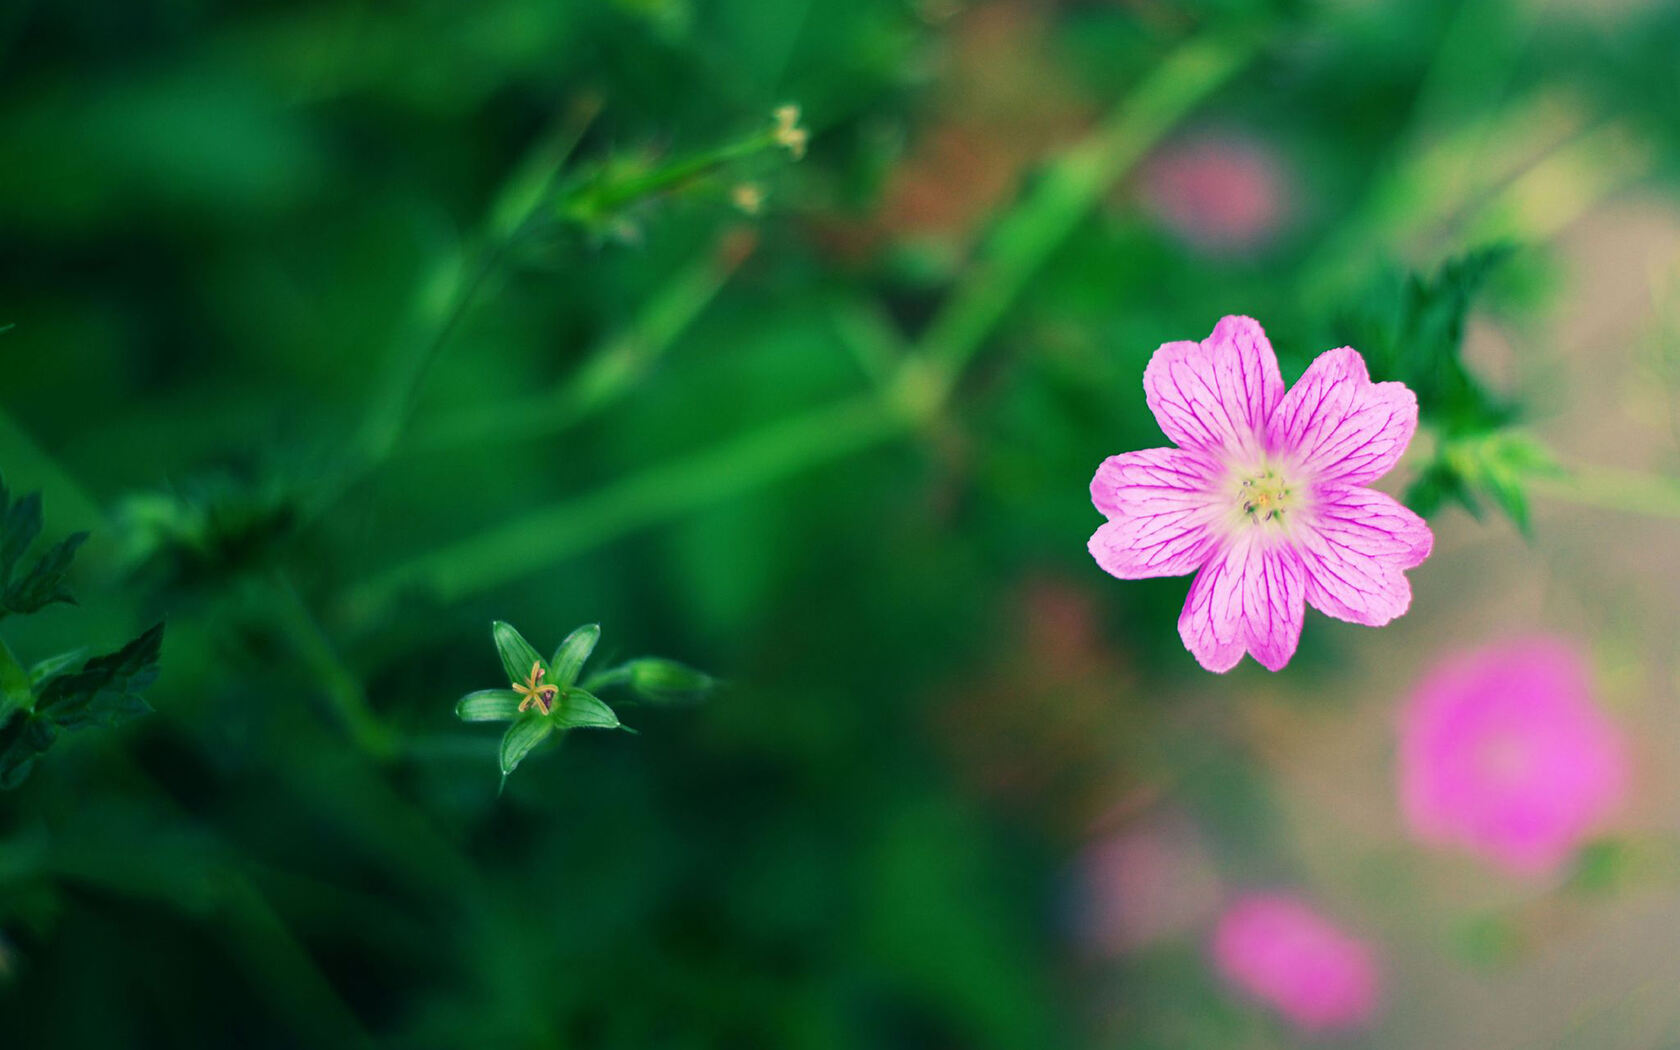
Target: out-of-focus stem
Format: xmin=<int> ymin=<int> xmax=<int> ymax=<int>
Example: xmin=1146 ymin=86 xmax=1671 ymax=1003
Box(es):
xmin=267 ymin=571 xmax=399 ymax=761
xmin=412 ymin=229 xmax=759 ymax=452
xmin=346 ymin=394 xmax=902 ymax=614
xmin=918 ymin=30 xmax=1260 ymax=397
xmin=1530 ymin=464 xmax=1680 ymax=520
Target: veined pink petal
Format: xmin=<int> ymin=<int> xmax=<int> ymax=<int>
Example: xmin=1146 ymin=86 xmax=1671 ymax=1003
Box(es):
xmin=1267 ymin=347 xmax=1417 ymax=485
xmin=1177 ymin=537 xmax=1304 ymax=673
xmin=1296 ymin=485 xmax=1432 ymax=627
xmin=1144 ymin=316 xmax=1283 ymax=457
xmin=1088 ymin=448 xmax=1223 ymax=579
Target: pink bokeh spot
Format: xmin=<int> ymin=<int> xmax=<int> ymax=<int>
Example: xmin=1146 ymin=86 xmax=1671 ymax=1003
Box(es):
xmin=1142 ymin=133 xmax=1291 ymax=255
xmin=1211 ymin=892 xmax=1381 ymax=1035
xmin=1399 ymin=636 xmax=1629 ymax=875
xmin=1088 ymin=316 xmax=1431 ymax=672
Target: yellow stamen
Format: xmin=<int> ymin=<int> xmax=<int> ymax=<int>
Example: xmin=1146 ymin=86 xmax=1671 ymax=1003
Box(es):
xmin=513 ymin=660 xmax=560 ymax=714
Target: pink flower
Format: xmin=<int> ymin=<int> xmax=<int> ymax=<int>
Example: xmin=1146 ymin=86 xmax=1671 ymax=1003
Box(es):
xmin=1399 ymin=636 xmax=1628 ymax=875
xmin=1142 ymin=133 xmax=1291 ymax=255
xmin=1211 ymin=892 xmax=1381 ymax=1035
xmin=1087 ymin=316 xmax=1432 ymax=672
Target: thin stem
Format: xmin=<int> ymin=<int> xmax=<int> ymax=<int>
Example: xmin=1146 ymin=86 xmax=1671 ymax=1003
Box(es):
xmin=412 ymin=228 xmax=759 ymax=452
xmin=918 ymin=30 xmax=1260 ymax=395
xmin=1530 ymin=464 xmax=1680 ymax=520
xmin=345 ymin=394 xmax=902 ymax=618
xmin=267 ymin=571 xmax=400 ymax=760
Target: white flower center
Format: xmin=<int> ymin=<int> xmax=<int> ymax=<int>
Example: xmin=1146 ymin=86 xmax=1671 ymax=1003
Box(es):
xmin=1234 ymin=465 xmax=1296 ymax=527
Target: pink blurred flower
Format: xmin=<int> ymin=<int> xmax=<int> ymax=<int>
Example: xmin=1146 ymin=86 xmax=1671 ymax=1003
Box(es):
xmin=1399 ymin=636 xmax=1628 ymax=875
xmin=1211 ymin=892 xmax=1381 ymax=1035
xmin=1142 ymin=133 xmax=1291 ymax=254
xmin=1087 ymin=316 xmax=1432 ymax=672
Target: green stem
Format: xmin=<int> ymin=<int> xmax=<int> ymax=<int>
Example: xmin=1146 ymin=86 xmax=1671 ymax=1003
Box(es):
xmin=919 ymin=29 xmax=1260 ymax=394
xmin=267 ymin=571 xmax=400 ymax=760
xmin=346 ymin=394 xmax=903 ymax=618
xmin=413 ymin=229 xmax=759 ymax=452
xmin=1530 ymin=464 xmax=1680 ymax=519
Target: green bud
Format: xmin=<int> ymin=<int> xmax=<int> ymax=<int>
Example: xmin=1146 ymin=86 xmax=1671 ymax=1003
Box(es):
xmin=624 ymin=658 xmax=714 ymax=705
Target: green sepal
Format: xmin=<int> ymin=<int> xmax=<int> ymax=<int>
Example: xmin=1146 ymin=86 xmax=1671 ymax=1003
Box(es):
xmin=491 ymin=621 xmax=547 ymax=689
xmin=553 ymin=687 xmax=620 ymax=731
xmin=35 ymin=623 xmax=163 ymax=731
xmin=455 ymin=689 xmax=524 ymax=723
xmin=549 ymin=623 xmax=599 ymax=688
xmin=499 ymin=714 xmax=554 ymax=780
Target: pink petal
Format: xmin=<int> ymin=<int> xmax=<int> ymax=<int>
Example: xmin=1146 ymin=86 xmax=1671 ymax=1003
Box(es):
xmin=1177 ymin=537 xmax=1305 ymax=673
xmin=1267 ymin=347 xmax=1417 ymax=485
xmin=1144 ymin=316 xmax=1283 ymax=457
xmin=1296 ymin=485 xmax=1432 ymax=627
xmin=1088 ymin=448 xmax=1223 ymax=579
xmin=1399 ymin=637 xmax=1628 ymax=875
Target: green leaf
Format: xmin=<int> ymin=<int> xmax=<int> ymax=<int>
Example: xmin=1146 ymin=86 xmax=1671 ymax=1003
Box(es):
xmin=35 ymin=623 xmax=163 ymax=731
xmin=28 ymin=647 xmax=86 ymax=687
xmin=0 ymin=638 xmax=31 ymax=712
xmin=553 ymin=687 xmax=620 ymax=731
xmin=3 ymin=531 xmax=88 ymax=616
xmin=1421 ymin=429 xmax=1563 ymax=534
xmin=498 ymin=714 xmax=554 ymax=779
xmin=549 ymin=623 xmax=599 ymax=688
xmin=455 ymin=688 xmax=523 ymax=723
xmin=622 ymin=657 xmax=715 ymax=705
xmin=0 ymin=490 xmax=42 ymax=586
xmin=0 ymin=712 xmax=57 ymax=790
xmin=491 ymin=620 xmax=546 ymax=689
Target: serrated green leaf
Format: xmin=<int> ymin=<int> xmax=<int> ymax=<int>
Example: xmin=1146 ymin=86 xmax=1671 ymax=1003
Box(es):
xmin=0 ymin=712 xmax=58 ymax=790
xmin=549 ymin=623 xmax=599 ymax=688
xmin=455 ymin=688 xmax=523 ymax=723
xmin=28 ymin=647 xmax=86 ymax=687
xmin=491 ymin=621 xmax=547 ymax=690
xmin=35 ymin=623 xmax=162 ymax=731
xmin=1 ymin=491 xmax=42 ymax=586
xmin=498 ymin=714 xmax=554 ymax=778
xmin=553 ymin=687 xmax=620 ymax=731
xmin=3 ymin=531 xmax=87 ymax=616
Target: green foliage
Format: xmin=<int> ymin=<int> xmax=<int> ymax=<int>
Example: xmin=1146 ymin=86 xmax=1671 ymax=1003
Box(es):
xmin=0 ymin=477 xmax=164 ymax=788
xmin=0 ymin=625 xmax=163 ymax=788
xmin=1332 ymin=248 xmax=1559 ymax=532
xmin=0 ymin=476 xmax=86 ymax=618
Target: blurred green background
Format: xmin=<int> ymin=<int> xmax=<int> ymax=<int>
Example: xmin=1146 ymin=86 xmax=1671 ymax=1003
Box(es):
xmin=4 ymin=0 xmax=1680 ymax=1046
